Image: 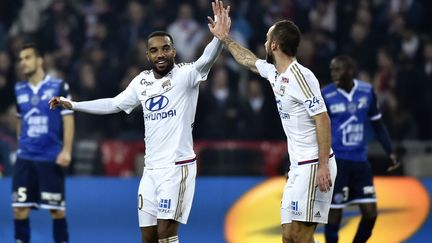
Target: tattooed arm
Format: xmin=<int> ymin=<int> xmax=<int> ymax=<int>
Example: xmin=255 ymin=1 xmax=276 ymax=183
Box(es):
xmin=208 ymin=0 xmax=259 ymax=73
xmin=222 ymin=37 xmax=259 ymax=73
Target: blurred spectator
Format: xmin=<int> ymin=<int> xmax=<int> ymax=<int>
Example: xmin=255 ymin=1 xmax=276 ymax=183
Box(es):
xmin=238 ymin=78 xmax=283 ymax=140
xmin=342 ymin=21 xmax=376 ymax=72
xmin=0 ymin=51 xmax=15 ymax=112
xmin=0 ymin=0 xmax=431 ymax=144
xmin=146 ymin=0 xmax=175 ymax=30
xmin=195 ymin=67 xmax=239 ymax=139
xmin=309 ymin=0 xmax=336 ymax=33
xmin=373 ymin=47 xmax=397 ymax=107
xmin=0 ymin=104 xmax=18 ymax=176
xmin=167 ymin=3 xmax=205 ymax=62
xmin=117 ymin=1 xmax=151 ymax=60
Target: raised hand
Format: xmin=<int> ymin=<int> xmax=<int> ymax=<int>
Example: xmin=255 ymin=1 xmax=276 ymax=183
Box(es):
xmin=207 ymin=0 xmax=231 ymax=40
xmin=49 ymin=96 xmax=72 ymax=110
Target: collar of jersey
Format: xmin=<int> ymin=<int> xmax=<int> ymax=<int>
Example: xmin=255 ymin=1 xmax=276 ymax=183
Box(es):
xmin=27 ymin=75 xmax=51 ymax=94
xmin=336 ymin=79 xmax=358 ymax=102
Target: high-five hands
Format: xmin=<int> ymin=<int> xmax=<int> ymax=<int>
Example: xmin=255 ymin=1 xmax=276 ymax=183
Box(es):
xmin=207 ymin=0 xmax=231 ymax=40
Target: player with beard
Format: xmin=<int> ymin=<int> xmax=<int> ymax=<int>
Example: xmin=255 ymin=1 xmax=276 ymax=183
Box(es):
xmin=49 ymin=1 xmax=228 ymax=242
xmin=209 ymin=15 xmax=337 ymax=243
xmin=13 ymin=43 xmax=74 ymax=243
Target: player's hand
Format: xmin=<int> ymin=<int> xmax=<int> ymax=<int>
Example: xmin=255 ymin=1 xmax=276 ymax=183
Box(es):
xmin=207 ymin=0 xmax=231 ymax=40
xmin=49 ymin=96 xmax=72 ymax=110
xmin=316 ymin=163 xmax=332 ymax=192
xmin=387 ymin=153 xmax=400 ymax=172
xmin=56 ymin=149 xmax=71 ymax=167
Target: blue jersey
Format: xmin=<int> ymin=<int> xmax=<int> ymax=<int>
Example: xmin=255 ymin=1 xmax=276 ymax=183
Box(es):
xmin=15 ymin=75 xmax=73 ymax=162
xmin=322 ymin=80 xmax=381 ymax=162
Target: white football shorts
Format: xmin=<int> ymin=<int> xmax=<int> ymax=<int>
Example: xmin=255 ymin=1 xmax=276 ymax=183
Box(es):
xmin=281 ymin=156 xmax=337 ymax=224
xmin=138 ymin=161 xmax=196 ymax=227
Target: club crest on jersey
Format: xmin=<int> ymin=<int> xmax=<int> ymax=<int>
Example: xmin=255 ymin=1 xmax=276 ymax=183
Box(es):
xmin=348 ymin=102 xmax=357 ymax=114
xmin=279 ymin=85 xmax=286 ymax=95
xmin=30 ymin=95 xmax=40 ymax=106
xmin=145 ymin=95 xmax=169 ymax=112
xmin=281 ymin=76 xmax=289 ymax=84
xmin=162 ymin=79 xmax=172 ymax=91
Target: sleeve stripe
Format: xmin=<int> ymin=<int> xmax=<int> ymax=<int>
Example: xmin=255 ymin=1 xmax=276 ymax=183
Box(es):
xmin=293 ymin=64 xmax=315 ymax=97
xmin=290 ymin=66 xmax=313 ymax=98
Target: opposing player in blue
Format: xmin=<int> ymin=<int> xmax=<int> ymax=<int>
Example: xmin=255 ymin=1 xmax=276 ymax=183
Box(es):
xmin=13 ymin=43 xmax=74 ymax=243
xmin=322 ymin=55 xmax=399 ymax=243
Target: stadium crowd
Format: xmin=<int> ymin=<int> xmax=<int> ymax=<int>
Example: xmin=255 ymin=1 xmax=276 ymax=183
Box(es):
xmin=0 ymin=0 xmax=431 ymax=152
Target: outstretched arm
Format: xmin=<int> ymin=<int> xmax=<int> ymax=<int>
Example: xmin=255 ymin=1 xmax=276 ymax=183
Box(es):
xmin=49 ymin=97 xmax=122 ymax=114
xmin=208 ymin=0 xmax=259 ymax=73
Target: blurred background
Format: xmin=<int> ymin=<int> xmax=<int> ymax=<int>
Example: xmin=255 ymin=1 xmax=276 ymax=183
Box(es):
xmin=0 ymin=0 xmax=431 ymax=242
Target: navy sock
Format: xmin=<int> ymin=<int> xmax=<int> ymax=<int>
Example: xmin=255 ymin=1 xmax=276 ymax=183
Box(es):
xmin=14 ymin=218 xmax=30 ymax=243
xmin=53 ymin=218 xmax=69 ymax=243
xmin=325 ymin=222 xmax=340 ymax=243
xmin=353 ymin=217 xmax=376 ymax=243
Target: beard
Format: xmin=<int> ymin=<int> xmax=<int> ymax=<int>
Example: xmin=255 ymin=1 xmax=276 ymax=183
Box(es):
xmin=23 ymin=67 xmax=37 ymax=78
xmin=150 ymin=60 xmax=174 ymax=77
xmin=266 ymin=53 xmax=274 ymax=64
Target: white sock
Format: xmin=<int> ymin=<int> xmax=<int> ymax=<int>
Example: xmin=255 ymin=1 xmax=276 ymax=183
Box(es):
xmin=158 ymin=235 xmax=179 ymax=243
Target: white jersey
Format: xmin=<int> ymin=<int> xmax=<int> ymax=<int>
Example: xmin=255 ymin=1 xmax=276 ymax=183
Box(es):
xmin=110 ymin=38 xmax=222 ymax=168
xmin=255 ymin=59 xmax=332 ymax=167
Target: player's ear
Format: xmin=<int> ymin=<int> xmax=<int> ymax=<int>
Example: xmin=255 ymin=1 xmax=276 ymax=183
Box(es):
xmin=146 ymin=51 xmax=150 ymax=61
xmin=38 ymin=56 xmax=44 ymax=67
xmin=271 ymin=41 xmax=278 ymax=51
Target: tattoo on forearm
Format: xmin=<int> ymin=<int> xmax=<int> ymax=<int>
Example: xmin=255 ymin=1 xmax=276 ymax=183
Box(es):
xmin=223 ymin=37 xmax=257 ymax=71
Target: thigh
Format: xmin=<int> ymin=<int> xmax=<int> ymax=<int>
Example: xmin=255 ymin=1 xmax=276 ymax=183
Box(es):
xmin=12 ymin=159 xmax=39 ymax=208
xmin=282 ymin=159 xmax=336 ymax=225
xmin=349 ymin=162 xmax=376 ymax=204
xmin=35 ymin=162 xmax=66 ymax=210
xmin=157 ymin=163 xmax=196 ymax=224
xmin=138 ymin=171 xmax=158 ymax=227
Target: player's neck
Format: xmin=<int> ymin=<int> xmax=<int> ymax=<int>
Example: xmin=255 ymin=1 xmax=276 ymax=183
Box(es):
xmin=339 ymin=79 xmax=355 ymax=93
xmin=274 ymin=54 xmax=295 ymax=74
xmin=27 ymin=69 xmax=45 ymax=86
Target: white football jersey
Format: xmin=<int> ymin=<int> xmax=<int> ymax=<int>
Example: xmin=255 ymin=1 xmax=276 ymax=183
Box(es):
xmin=255 ymin=59 xmax=332 ymax=167
xmin=112 ymin=63 xmax=205 ymax=168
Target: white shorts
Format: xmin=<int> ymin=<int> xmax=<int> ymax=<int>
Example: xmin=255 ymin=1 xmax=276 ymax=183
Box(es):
xmin=281 ymin=156 xmax=337 ymax=224
xmin=138 ymin=162 xmax=196 ymax=227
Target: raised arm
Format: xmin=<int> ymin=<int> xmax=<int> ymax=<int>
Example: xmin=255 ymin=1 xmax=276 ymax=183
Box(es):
xmin=208 ymin=0 xmax=258 ymax=73
xmin=193 ymin=37 xmax=224 ymax=78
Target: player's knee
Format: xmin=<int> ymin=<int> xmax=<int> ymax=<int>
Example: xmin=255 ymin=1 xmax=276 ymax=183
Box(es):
xmin=282 ymin=231 xmax=294 ymax=243
xmin=49 ymin=209 xmax=65 ymax=219
xmin=13 ymin=207 xmax=30 ymax=219
xmin=157 ymin=220 xmax=179 ymax=239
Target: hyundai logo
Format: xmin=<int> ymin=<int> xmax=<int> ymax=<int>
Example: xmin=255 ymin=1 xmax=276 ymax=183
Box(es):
xmin=145 ymin=95 xmax=169 ymax=111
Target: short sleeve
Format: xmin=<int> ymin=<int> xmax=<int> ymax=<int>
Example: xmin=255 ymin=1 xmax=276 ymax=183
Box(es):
xmin=112 ymin=75 xmax=141 ymax=114
xmin=60 ymin=81 xmax=74 ymax=116
xmin=255 ymin=59 xmax=275 ymax=80
xmin=290 ymin=66 xmax=327 ymax=117
xmin=368 ymin=89 xmax=382 ymax=120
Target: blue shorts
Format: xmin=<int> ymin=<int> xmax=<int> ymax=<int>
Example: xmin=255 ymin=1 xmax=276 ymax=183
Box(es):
xmin=330 ymin=158 xmax=376 ymax=208
xmin=12 ymin=159 xmax=66 ymax=210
